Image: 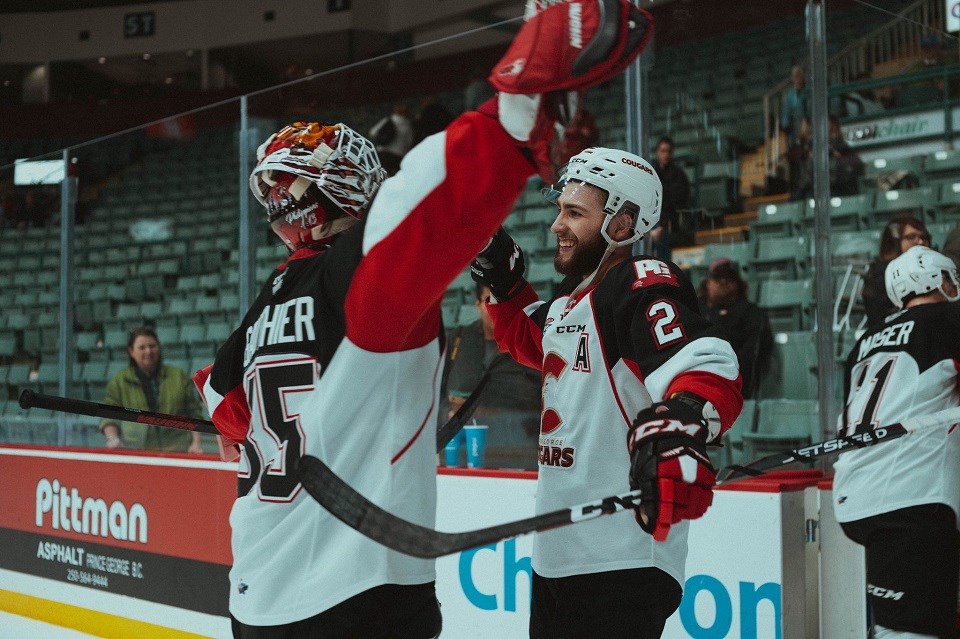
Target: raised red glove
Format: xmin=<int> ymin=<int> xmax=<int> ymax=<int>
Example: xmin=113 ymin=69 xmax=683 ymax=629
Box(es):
xmin=627 ymin=398 xmax=716 ymax=542
xmin=490 ymin=0 xmax=653 ymax=95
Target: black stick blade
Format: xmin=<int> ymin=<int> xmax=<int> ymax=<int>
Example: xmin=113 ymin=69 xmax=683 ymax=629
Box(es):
xmin=297 ymin=455 xmax=639 ymax=559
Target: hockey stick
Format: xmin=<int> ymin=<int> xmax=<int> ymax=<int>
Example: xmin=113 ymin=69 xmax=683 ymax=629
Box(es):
xmin=298 ymin=453 xmax=640 ymax=559
xmin=297 ymin=405 xmax=960 ymax=559
xmin=18 ymin=389 xmax=219 ymax=435
xmin=716 ymin=404 xmax=960 ymax=482
xmin=435 ymin=372 xmax=491 ymax=452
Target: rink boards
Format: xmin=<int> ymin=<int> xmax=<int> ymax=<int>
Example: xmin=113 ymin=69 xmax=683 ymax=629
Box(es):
xmin=0 ymin=445 xmax=855 ymax=638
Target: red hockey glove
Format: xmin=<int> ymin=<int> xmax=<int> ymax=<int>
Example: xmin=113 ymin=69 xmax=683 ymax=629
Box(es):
xmin=477 ymin=91 xmax=576 ymax=182
xmin=627 ymin=398 xmax=716 ymax=542
xmin=470 ymin=227 xmax=526 ymax=302
xmin=490 ymin=0 xmax=653 ymax=95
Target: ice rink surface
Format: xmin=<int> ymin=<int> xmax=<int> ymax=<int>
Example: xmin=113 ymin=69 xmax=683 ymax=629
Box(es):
xmin=0 ymin=612 xmax=99 ymax=639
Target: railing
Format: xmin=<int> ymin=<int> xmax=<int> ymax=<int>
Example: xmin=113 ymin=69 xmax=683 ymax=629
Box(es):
xmin=763 ymin=0 xmax=941 ymax=176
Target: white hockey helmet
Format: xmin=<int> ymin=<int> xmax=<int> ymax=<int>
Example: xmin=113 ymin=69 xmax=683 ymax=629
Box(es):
xmin=552 ymin=146 xmax=662 ymax=247
xmin=885 ymin=245 xmax=960 ymax=308
xmin=250 ymin=122 xmax=387 ymax=250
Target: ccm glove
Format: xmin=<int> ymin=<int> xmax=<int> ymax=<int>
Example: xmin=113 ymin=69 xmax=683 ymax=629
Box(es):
xmin=627 ymin=397 xmax=716 ymax=542
xmin=470 ymin=227 xmax=526 ymax=302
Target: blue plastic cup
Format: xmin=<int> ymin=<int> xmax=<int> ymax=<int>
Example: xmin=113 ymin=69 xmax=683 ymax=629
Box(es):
xmin=464 ymin=424 xmax=488 ymax=469
xmin=443 ymin=429 xmax=464 ymax=467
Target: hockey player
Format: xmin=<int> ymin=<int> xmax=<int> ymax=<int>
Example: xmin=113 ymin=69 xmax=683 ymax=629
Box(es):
xmin=470 ymin=146 xmax=743 ymax=638
xmin=192 ymin=2 xmax=653 ymax=637
xmin=834 ymin=245 xmax=960 ymax=639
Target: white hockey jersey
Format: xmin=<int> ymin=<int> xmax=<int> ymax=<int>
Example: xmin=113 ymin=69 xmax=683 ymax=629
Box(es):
xmin=833 ymin=301 xmax=960 ymax=524
xmin=194 ymin=112 xmax=536 ymax=625
xmin=488 ymin=257 xmax=742 ymax=584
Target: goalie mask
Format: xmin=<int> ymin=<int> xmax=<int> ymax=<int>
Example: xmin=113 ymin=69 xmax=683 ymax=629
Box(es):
xmin=250 ymin=122 xmax=387 ymax=251
xmin=885 ymin=245 xmax=960 ymax=308
xmin=545 ymin=146 xmax=662 ymax=248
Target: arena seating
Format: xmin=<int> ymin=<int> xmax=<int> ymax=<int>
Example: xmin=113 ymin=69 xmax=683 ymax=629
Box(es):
xmin=0 ymin=2 xmax=943 ymax=463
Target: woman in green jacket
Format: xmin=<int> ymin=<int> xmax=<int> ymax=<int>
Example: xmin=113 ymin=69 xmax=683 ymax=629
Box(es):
xmin=100 ymin=327 xmax=206 ymax=452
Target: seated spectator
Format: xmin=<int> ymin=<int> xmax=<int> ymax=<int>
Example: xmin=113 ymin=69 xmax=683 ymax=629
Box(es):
xmin=861 ymin=216 xmax=931 ymax=328
xmin=440 ymin=284 xmax=542 ymax=468
xmin=369 ymin=103 xmax=414 ymax=175
xmin=698 ymin=259 xmax=772 ymax=399
xmin=942 ymin=223 xmax=960 ymax=270
xmin=463 ymin=67 xmax=495 ymax=112
xmin=100 ymin=327 xmax=206 ymax=452
xmin=788 ymin=117 xmax=813 ymax=201
xmin=650 ymin=136 xmax=692 ymax=259
xmin=791 ymin=116 xmax=864 ymax=200
xmin=828 ymin=116 xmax=864 ymax=196
xmin=551 ymin=101 xmax=600 ymax=172
xmin=413 ymin=96 xmax=454 ymax=145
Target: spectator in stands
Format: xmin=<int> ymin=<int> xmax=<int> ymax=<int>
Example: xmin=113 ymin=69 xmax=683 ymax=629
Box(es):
xmin=413 ymin=95 xmax=455 ymax=145
xmin=550 ymin=102 xmax=600 ymax=176
xmin=828 ymin=116 xmax=864 ymax=196
xmin=788 ymin=117 xmax=813 ymax=201
xmin=651 ymin=136 xmax=692 ymax=260
xmin=369 ymin=103 xmax=414 ymax=175
xmin=100 ymin=327 xmax=205 ymax=453
xmin=463 ymin=66 xmax=495 ymax=112
xmin=440 ymin=284 xmax=542 ymax=457
xmin=942 ymin=223 xmax=960 ymax=270
xmin=781 ymin=65 xmax=810 ymax=199
xmin=698 ymin=259 xmax=772 ymax=399
xmin=793 ymin=116 xmax=864 ymax=200
xmin=861 ymin=216 xmax=931 ymax=327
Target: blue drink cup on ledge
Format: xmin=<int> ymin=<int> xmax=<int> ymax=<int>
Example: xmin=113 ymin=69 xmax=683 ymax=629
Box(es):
xmin=464 ymin=424 xmax=488 ymax=469
xmin=443 ymin=429 xmax=464 ymax=467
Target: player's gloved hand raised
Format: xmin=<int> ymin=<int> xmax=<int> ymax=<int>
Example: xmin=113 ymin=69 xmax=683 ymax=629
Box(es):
xmin=477 ymin=0 xmax=653 ymax=181
xmin=627 ymin=397 xmax=716 ymax=542
xmin=470 ymin=227 xmax=526 ymax=302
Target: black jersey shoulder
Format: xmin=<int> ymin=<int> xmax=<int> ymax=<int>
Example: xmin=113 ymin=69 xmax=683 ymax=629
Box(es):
xmin=594 ymin=254 xmax=700 ymax=311
xmin=236 ymin=220 xmax=366 ymax=371
xmin=847 ymin=301 xmax=960 ymax=373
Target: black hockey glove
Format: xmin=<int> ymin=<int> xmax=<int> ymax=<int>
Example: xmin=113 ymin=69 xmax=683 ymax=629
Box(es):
xmin=627 ymin=396 xmax=716 ymax=542
xmin=470 ymin=227 xmax=526 ymax=302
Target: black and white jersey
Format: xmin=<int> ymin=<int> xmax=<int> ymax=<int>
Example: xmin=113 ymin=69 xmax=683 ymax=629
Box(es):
xmin=488 ymin=257 xmax=742 ymax=584
xmin=194 ymin=112 xmax=536 ymax=626
xmin=834 ymin=302 xmax=960 ymax=524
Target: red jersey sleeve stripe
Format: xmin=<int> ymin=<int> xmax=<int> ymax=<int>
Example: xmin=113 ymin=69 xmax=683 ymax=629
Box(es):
xmin=666 ymin=370 xmax=744 ymax=434
xmin=488 ymin=283 xmax=545 ymax=371
xmin=346 ymin=112 xmax=534 ymax=353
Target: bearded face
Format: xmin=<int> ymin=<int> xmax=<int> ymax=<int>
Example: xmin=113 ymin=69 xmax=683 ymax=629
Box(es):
xmin=554 ymin=228 xmax=608 ymax=277
xmin=551 ymin=181 xmax=610 ymax=278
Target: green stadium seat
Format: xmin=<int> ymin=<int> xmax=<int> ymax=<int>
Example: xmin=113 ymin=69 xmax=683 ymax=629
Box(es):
xmin=154 ymin=325 xmax=179 ymax=344
xmin=869 ymin=187 xmax=936 ymax=224
xmin=752 ymin=201 xmax=803 ymax=237
xmin=458 ymin=304 xmax=480 ymax=327
xmin=804 ymin=194 xmax=872 ymax=231
xmin=751 ymin=235 xmax=810 ymax=280
xmin=828 ymin=229 xmax=880 ymax=262
xmin=863 ymin=155 xmax=924 ymax=183
xmin=758 ymin=331 xmax=818 ymax=400
xmin=758 ymin=278 xmax=814 ymax=332
xmin=441 ymin=300 xmax=459 ymax=328
xmin=178 ymin=324 xmax=206 ymax=344
xmin=936 ymin=181 xmax=960 ymax=220
xmin=703 ymin=241 xmax=753 ymax=269
xmin=205 ymin=322 xmax=232 ymax=343
xmin=743 ymin=399 xmax=819 ymax=459
xmin=718 ymin=398 xmax=756 ymax=468
xmin=925 ymin=149 xmax=960 ymax=178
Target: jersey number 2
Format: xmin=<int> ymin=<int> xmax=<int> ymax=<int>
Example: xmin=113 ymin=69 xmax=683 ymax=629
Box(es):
xmin=647 ymin=300 xmax=685 ymax=350
xmin=241 ymin=356 xmax=318 ymax=502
